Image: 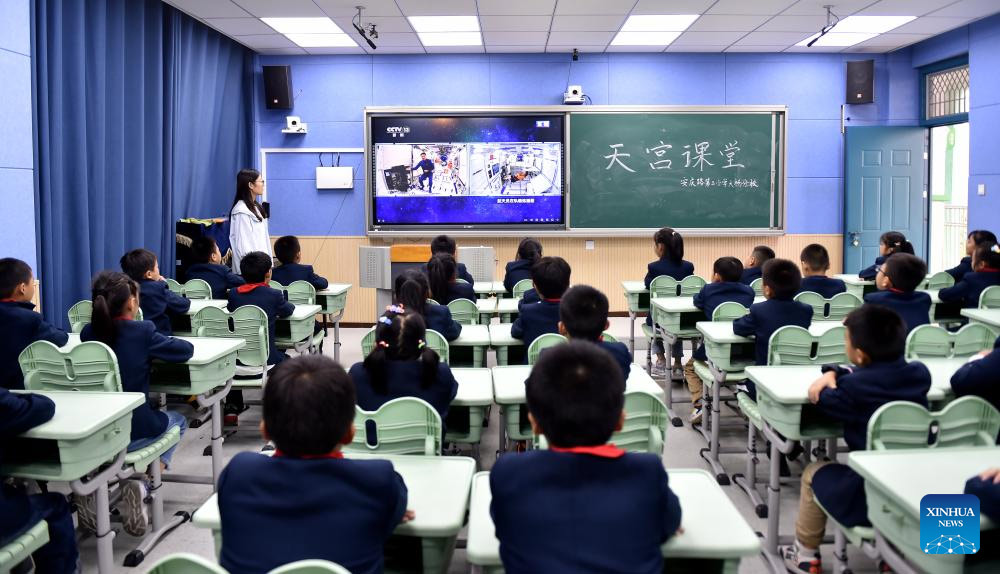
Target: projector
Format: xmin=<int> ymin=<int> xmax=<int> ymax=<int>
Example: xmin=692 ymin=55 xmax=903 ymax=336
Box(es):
xmin=563 ymin=85 xmax=585 ymax=105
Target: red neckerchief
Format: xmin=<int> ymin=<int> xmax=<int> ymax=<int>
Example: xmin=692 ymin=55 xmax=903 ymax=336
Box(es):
xmin=543 ymin=298 xmax=561 ymax=303
xmin=549 ymin=443 xmax=626 ymax=458
xmin=272 ymin=449 xmax=344 ymax=459
xmin=113 ymin=315 xmax=133 ymax=321
xmin=236 ymin=282 xmax=268 ymax=294
xmin=888 ymin=288 xmax=906 ymax=294
xmin=980 ymin=268 xmax=1000 ymax=273
xmin=0 ymin=298 xmax=16 ymax=303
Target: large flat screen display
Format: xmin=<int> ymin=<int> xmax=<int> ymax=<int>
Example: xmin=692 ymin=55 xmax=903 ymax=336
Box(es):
xmin=369 ymin=114 xmax=565 ymax=230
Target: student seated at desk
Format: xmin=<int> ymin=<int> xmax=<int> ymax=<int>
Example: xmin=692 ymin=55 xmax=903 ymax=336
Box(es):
xmin=739 ymin=245 xmax=774 ymax=286
xmin=864 ymin=253 xmax=931 ymax=333
xmin=733 ymin=259 xmax=813 ymax=401
xmin=503 ymin=238 xmax=542 ymax=295
xmin=799 ymin=244 xmax=846 ymax=298
xmin=184 ymin=236 xmax=245 ymax=299
xmin=965 ymin=467 xmax=1000 ymax=567
xmin=271 ymin=235 xmax=329 ymax=290
xmin=684 ymin=256 xmax=756 ymax=424
xmin=394 ymin=269 xmax=460 ymax=341
xmin=557 ymin=285 xmax=631 ymax=379
xmin=218 ymin=355 xmax=410 ymax=574
xmin=121 ymin=248 xmax=191 ymax=336
xmin=0 ymin=258 xmax=68 ymax=390
xmin=427 ymin=253 xmax=475 ymax=305
xmin=951 ymin=334 xmax=1000 ymax=414
xmin=947 ymin=230 xmax=997 ymax=282
xmin=858 ymin=231 xmax=913 ymax=280
xmin=644 ymin=227 xmax=695 ymax=376
xmin=511 ymin=256 xmax=571 ymax=362
xmin=781 ymin=305 xmax=931 ymax=574
xmin=939 ymin=241 xmax=1000 ymax=309
xmin=80 ymin=271 xmax=193 ymax=537
xmin=426 ymin=234 xmax=474 ymax=284
xmin=491 ymin=341 xmax=681 ymax=574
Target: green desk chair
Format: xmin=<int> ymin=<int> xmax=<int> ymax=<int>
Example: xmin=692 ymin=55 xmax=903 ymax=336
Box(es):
xmin=511 ymin=279 xmax=533 ymax=299
xmin=164 ymin=278 xmax=183 ymax=294
xmin=826 ymin=292 xmax=862 ymax=322
xmin=346 ymin=397 xmax=443 ymax=456
xmin=749 ymin=278 xmax=763 ymax=296
xmin=980 ymin=285 xmax=1000 ymax=309
xmin=640 ymin=275 xmax=686 ymax=372
xmin=952 ymin=323 xmax=996 ymax=357
xmin=712 ymin=301 xmax=749 ymax=321
xmin=612 ymin=391 xmax=668 ymax=454
xmin=692 ymin=302 xmax=749 ymax=404
xmin=601 ymin=331 xmax=619 ymax=343
xmin=923 ymin=271 xmax=955 ymax=291
xmin=360 ymin=327 xmax=376 ymax=357
xmin=147 ymin=553 xmax=228 ymax=574
xmin=904 ymin=324 xmax=952 ymax=359
xmin=679 ymin=275 xmax=707 ymax=296
xmin=182 ymin=279 xmax=213 ymax=300
xmin=192 ymin=305 xmax=271 ymax=387
xmin=447 ymin=298 xmax=479 ymax=325
xmin=269 ymin=560 xmax=353 ymax=574
xmin=527 ymin=333 xmax=567 ymax=365
xmin=766 ymin=326 xmax=815 ymax=366
xmin=269 ymin=280 xmax=317 ymax=305
xmin=814 ymin=326 xmax=849 ymax=364
xmin=0 ymin=520 xmax=48 ymax=574
xmin=793 ymin=291 xmax=826 ymax=321
xmin=426 ymin=329 xmax=449 ymax=364
xmin=68 ymin=300 xmax=93 ymax=333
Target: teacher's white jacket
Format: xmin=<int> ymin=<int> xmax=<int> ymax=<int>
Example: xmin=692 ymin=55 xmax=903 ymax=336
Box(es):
xmin=229 ymin=201 xmax=272 ymax=273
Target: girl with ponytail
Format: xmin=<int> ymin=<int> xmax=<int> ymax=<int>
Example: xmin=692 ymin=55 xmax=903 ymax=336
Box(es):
xmin=859 ymin=231 xmax=914 ymax=280
xmin=504 ymin=238 xmax=543 ymax=293
xmin=426 ymin=253 xmax=476 ymax=305
xmin=645 ymin=227 xmax=695 ymax=376
xmin=394 ymin=269 xmax=461 ymax=341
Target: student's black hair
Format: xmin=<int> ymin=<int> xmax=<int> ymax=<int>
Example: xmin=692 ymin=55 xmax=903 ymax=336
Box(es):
xmin=973 ymin=242 xmax=1000 ymax=270
xmin=751 ymin=245 xmax=776 ymax=264
xmin=800 ymin=244 xmax=831 ymax=272
xmin=90 ymin=271 xmax=139 ymax=347
xmin=363 ymin=309 xmax=439 ymax=394
xmin=654 ymin=227 xmax=684 ymax=263
xmin=264 ymin=354 xmax=356 ymax=457
xmin=880 ymin=231 xmax=914 ymax=255
xmin=762 ymin=258 xmax=801 ymax=300
xmin=526 ymin=340 xmax=625 ymax=447
xmin=516 ymin=237 xmax=543 ymax=263
xmin=882 ymin=253 xmax=927 ymax=292
xmin=968 ymin=230 xmax=997 ymax=245
xmin=0 ymin=258 xmax=32 ymax=299
xmin=559 ymin=285 xmax=608 ymax=341
xmin=190 ymin=237 xmax=218 ymax=265
xmin=426 ymin=253 xmax=457 ymax=303
xmin=393 ymin=268 xmax=429 ymax=316
xmin=713 ymin=256 xmax=744 ymax=283
xmin=120 ymin=249 xmax=158 ymax=282
xmin=430 ymin=234 xmax=457 ymax=256
xmin=232 ymin=168 xmax=263 ymax=220
xmin=239 ymin=251 xmax=272 ymax=283
xmin=273 ymin=235 xmax=301 ymax=265
xmin=531 ymin=256 xmax=571 ymax=299
xmin=844 ymin=304 xmax=906 ymax=363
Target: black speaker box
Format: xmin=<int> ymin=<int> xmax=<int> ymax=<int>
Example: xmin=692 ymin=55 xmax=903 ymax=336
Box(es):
xmin=262 ymin=65 xmax=293 ymax=109
xmin=846 ymin=60 xmax=874 ymax=104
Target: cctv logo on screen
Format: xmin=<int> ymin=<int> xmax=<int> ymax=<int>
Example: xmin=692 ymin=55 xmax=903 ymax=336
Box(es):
xmin=386 ymin=126 xmax=410 ymax=138
xmin=535 ymin=121 xmax=550 ymax=128
xmin=920 ymin=494 xmax=980 ymax=555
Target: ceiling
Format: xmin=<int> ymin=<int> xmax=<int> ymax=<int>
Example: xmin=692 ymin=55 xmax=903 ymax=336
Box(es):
xmin=161 ymin=0 xmax=1000 ymax=55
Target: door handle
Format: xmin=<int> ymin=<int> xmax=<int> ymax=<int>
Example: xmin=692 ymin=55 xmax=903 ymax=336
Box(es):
xmin=849 ymin=232 xmax=861 ymax=248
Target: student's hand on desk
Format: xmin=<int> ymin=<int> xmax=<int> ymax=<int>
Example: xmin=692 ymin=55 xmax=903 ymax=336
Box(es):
xmin=400 ymin=510 xmax=416 ymax=524
xmin=979 ymin=468 xmax=1000 ymax=484
xmin=807 ymin=372 xmax=837 ymax=404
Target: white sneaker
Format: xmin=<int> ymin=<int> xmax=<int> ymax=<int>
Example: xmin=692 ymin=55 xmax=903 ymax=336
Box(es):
xmin=779 ymin=541 xmax=822 ymax=574
xmin=120 ymin=480 xmax=149 ymax=536
xmin=689 ymin=406 xmax=704 ymax=425
xmin=650 ymin=360 xmax=668 ymax=377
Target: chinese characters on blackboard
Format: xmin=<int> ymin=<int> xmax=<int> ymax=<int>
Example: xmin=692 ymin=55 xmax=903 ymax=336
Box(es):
xmin=603 ymin=139 xmax=756 ymax=188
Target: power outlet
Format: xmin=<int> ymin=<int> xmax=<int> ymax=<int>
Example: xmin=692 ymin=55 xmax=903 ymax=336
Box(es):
xmin=585 ymin=240 xmax=595 ymax=250
xmin=978 ymin=183 xmax=986 ymax=196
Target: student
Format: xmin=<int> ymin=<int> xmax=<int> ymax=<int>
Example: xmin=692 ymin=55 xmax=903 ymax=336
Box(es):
xmin=426 ymin=253 xmax=475 ymax=305
xmin=966 ymin=468 xmax=1000 ymax=554
xmin=121 ymin=248 xmax=191 ymax=335
xmin=1 ymin=388 xmax=78 ymax=573
xmin=947 ymin=230 xmax=997 ymax=282
xmin=781 ymin=305 xmax=930 ymax=573
xmin=864 ymin=253 xmax=931 ymax=333
xmin=0 ymin=258 xmax=68 ymax=390
xmin=798 ymin=244 xmax=846 ymax=298
xmin=558 ymin=285 xmax=631 ymax=380
xmin=271 ymin=235 xmax=329 ymax=290
xmin=393 ymin=269 xmax=461 ymax=341
xmin=644 ymin=227 xmax=695 ymax=376
xmin=490 ymin=341 xmax=682 ymax=574
xmin=185 ymin=236 xmax=245 ymax=299
xmin=428 ymin=234 xmax=474 ymax=284
xmin=950 ymin=335 xmax=1000 ymax=412
xmin=733 ymin=259 xmax=813 ymax=400
xmin=740 ymin=245 xmax=775 ymax=286
xmin=218 ymin=355 xmax=410 ymax=574
xmin=511 ymin=256 xmax=571 ymax=361
xmin=858 ymin=231 xmax=913 ymax=280
xmin=349 ymin=308 xmax=458 ymax=424
xmin=80 ymin=271 xmax=193 ymax=536
xmin=503 ymin=238 xmax=542 ymax=294
xmin=684 ymin=256 xmax=756 ymax=424
xmin=938 ymin=242 xmax=1000 ymax=309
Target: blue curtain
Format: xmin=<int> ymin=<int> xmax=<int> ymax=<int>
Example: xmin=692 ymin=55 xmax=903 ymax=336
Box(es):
xmin=33 ymin=0 xmax=252 ymax=326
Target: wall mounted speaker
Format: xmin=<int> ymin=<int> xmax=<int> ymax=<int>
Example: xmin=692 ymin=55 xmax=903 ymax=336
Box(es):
xmin=846 ymin=60 xmax=874 ymax=104
xmin=263 ymin=65 xmax=293 ymax=110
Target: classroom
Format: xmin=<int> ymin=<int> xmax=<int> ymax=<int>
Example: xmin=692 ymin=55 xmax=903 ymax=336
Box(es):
xmin=3 ymin=1 xmax=1000 ymax=573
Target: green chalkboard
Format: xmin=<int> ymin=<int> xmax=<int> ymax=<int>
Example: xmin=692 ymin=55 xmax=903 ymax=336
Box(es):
xmin=568 ymin=111 xmax=784 ymax=229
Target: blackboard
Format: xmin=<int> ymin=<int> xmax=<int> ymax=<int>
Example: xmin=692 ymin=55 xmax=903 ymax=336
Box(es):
xmin=568 ymin=110 xmax=784 ymax=230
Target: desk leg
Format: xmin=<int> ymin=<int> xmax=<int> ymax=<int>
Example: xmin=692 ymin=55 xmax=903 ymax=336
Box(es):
xmin=498 ymin=406 xmax=509 ymax=455
xmin=330 ymin=308 xmax=345 ymax=364
xmin=759 ymin=423 xmax=799 ymax=574
xmin=874 ymin=531 xmax=921 ymax=574
xmin=628 ymin=310 xmax=636 ymax=357
xmin=658 ymin=330 xmax=683 ymax=427
xmin=164 ymin=381 xmax=231 ymax=490
xmin=698 ymin=363 xmax=730 ymax=485
xmin=71 ymin=450 xmax=126 ymax=574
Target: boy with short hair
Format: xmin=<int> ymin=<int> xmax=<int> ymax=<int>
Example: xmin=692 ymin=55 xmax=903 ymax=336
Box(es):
xmin=558 ymin=285 xmax=631 ymax=379
xmin=491 ymin=341 xmax=682 ymax=574
xmin=0 ymin=258 xmax=69 ymax=390
xmin=185 ymin=236 xmax=245 ymax=299
xmin=511 ymin=256 xmax=571 ymax=362
xmin=740 ymin=245 xmax=775 ymax=285
xmin=121 ymin=248 xmax=191 ymax=335
xmin=429 ymin=234 xmax=474 ymax=284
xmin=799 ymin=244 xmax=846 ymax=298
xmin=950 ymin=334 xmax=1000 ymax=412
xmin=863 ymin=253 xmax=931 ymax=333
xmin=218 ymin=355 xmax=410 ymax=574
xmin=781 ymin=305 xmax=931 ymax=573
xmin=271 ymin=235 xmax=329 ymax=290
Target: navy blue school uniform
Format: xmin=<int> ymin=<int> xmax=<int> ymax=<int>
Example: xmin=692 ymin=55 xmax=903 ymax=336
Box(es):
xmin=218 ymin=451 xmax=407 ymax=574
xmin=740 ymin=265 xmax=763 ymax=285
xmin=643 ymin=257 xmax=694 ymax=327
xmin=811 ymin=359 xmax=931 ymax=528
xmin=503 ymin=259 xmax=533 ymax=293
xmin=946 ymin=257 xmax=973 ymax=282
xmin=511 ymin=299 xmax=561 ymax=362
xmin=520 ymin=288 xmax=540 ymax=304
xmin=800 ymin=275 xmax=847 ymax=299
xmin=951 ymin=336 xmax=1000 ymax=412
xmin=81 ymin=320 xmax=193 ymax=441
xmin=424 ymin=302 xmax=462 ymax=341
xmin=864 ymin=289 xmax=932 ymax=333
xmin=858 ymin=255 xmax=887 ymax=280
xmin=271 ymin=262 xmax=329 ymax=290
xmin=966 ymin=474 xmax=1000 ymax=522
xmin=138 ymin=278 xmax=191 ymax=336
xmin=185 ymin=263 xmax=245 ymax=299
xmin=438 ymin=280 xmax=476 ymax=305
xmin=692 ymin=282 xmax=756 ymax=361
xmin=0 ymin=300 xmax=69 ymax=390
xmin=228 ymin=283 xmax=295 ymax=365
xmin=349 ymin=361 xmax=458 ymax=422
xmin=425 ymin=260 xmax=474 ymax=285
xmin=938 ymin=269 xmax=1000 ymax=308
xmin=600 ymin=340 xmax=632 ymax=380
xmin=733 ymin=298 xmax=813 ymax=399
xmin=490 ymin=446 xmax=681 ymax=574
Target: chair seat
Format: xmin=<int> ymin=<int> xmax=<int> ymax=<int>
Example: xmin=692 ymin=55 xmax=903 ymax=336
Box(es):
xmin=0 ymin=520 xmax=49 ymax=569
xmin=640 ymin=324 xmax=655 ymax=339
xmin=125 ymin=426 xmax=181 ymax=470
xmin=736 ymin=392 xmax=762 ymax=429
xmin=693 ymin=360 xmax=745 ymax=389
xmin=815 ymin=498 xmax=875 ymax=546
xmin=234 ymin=363 xmax=273 ymax=380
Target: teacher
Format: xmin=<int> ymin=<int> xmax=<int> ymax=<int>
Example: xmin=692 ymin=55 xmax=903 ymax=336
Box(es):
xmin=229 ymin=168 xmax=271 ymax=273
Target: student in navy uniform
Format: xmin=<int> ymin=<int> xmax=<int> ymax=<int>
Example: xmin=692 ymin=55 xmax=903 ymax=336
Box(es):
xmin=951 ymin=335 xmax=1000 ymax=412
xmin=0 ymin=258 xmax=68 ymax=390
xmin=733 ymin=259 xmax=813 ymax=400
xmin=426 ymin=253 xmax=475 ymax=305
xmin=348 ymin=308 xmax=458 ymax=426
xmin=740 ymin=245 xmax=774 ymax=286
xmin=864 ymin=253 xmax=931 ymax=333
xmin=644 ymin=227 xmax=695 ymax=376
xmin=938 ymin=241 xmax=1000 ymax=309
xmin=511 ymin=256 xmax=570 ymax=362
xmin=491 ymin=341 xmax=682 ymax=574
xmin=781 ymin=305 xmax=931 ymax=573
xmin=393 ymin=269 xmax=461 ymax=341
xmin=184 ymin=236 xmax=245 ymax=299
xmin=426 ymin=235 xmax=474 ymax=284
xmin=271 ymin=235 xmax=329 ymax=290
xmin=684 ymin=256 xmax=756 ymax=424
xmin=80 ymin=271 xmax=193 ymax=537
xmin=557 ymin=285 xmax=631 ymax=380
xmin=946 ymin=230 xmax=997 ymax=282
xmin=798 ymin=244 xmax=846 ymax=298
xmin=858 ymin=231 xmax=914 ymax=280
xmin=965 ymin=467 xmax=1000 ymax=568
xmin=503 ymin=238 xmax=542 ymax=295
xmin=121 ymin=248 xmax=191 ymax=335
xmin=218 ymin=354 xmax=411 ymax=574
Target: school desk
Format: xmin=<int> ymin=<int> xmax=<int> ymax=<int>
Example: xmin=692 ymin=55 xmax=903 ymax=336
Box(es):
xmin=449 ymin=324 xmax=490 ymax=368
xmin=169 ymin=299 xmax=228 ymax=335
xmin=495 ymin=298 xmax=520 ymax=323
xmin=465 ymin=468 xmax=760 ymax=574
xmin=621 ymin=280 xmax=650 ymax=356
xmin=833 ymin=274 xmax=876 ymax=299
xmin=921 ymin=289 xmax=965 ymax=324
xmin=473 ymin=281 xmax=507 ymax=298
xmin=274 ymin=303 xmax=321 ymax=349
xmin=848 ymin=447 xmax=1000 ymax=574
xmin=475 ymin=297 xmax=497 ymax=324
xmin=315 ymin=283 xmax=351 ymax=363
xmin=961 ymin=308 xmax=1000 ymax=335
xmin=191 ymin=453 xmax=476 ymax=574
xmin=488 ymin=323 xmax=523 ymax=366
xmin=447 ymin=368 xmax=494 ymax=459
xmin=3 ymin=390 xmax=145 ymax=574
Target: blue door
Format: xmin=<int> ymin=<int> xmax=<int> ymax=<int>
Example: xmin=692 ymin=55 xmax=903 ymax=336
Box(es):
xmin=844 ymin=127 xmax=926 ymax=273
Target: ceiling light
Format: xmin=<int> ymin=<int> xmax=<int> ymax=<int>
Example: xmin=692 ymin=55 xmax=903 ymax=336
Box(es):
xmin=261 ymin=17 xmax=344 ymax=34
xmin=285 ymin=33 xmax=358 ymax=48
xmin=832 ymin=15 xmax=916 ymax=34
xmin=620 ymin=15 xmax=699 ymax=32
xmin=416 ymin=31 xmax=483 ymax=46
xmin=611 ymin=31 xmax=683 ymax=46
xmin=408 ymin=16 xmax=480 ymax=33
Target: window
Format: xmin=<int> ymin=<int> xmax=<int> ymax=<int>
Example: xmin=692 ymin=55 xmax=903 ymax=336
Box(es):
xmin=921 ymin=57 xmax=969 ymax=125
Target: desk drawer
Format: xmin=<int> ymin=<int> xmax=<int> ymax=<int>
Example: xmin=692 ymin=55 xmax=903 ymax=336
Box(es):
xmin=318 ymin=292 xmax=347 ymax=314
xmin=705 ymin=341 xmax=755 ymax=372
xmin=151 ymin=352 xmax=237 ymax=396
xmin=2 ymin=414 xmax=131 ymax=481
xmin=865 ymin=483 xmax=965 ymax=574
xmin=625 ymin=291 xmax=649 ymax=313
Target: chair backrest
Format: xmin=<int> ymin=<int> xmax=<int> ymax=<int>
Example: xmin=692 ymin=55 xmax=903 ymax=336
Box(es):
xmin=905 ymin=324 xmax=952 ymax=359
xmin=952 ymin=323 xmax=996 ymax=357
xmin=826 ymin=292 xmax=863 ymax=321
xmin=446 ymin=298 xmax=478 ymax=325
xmin=183 ymin=279 xmax=213 ymax=300
xmin=19 ymin=340 xmax=122 ymax=393
xmin=867 ymin=396 xmax=1000 ymax=451
xmin=980 ymin=285 xmax=1000 ymax=309
xmin=68 ymin=300 xmax=93 ymax=333
xmin=425 ymin=329 xmax=450 ymax=363
xmin=147 ymin=553 xmax=229 ymax=574
xmin=270 ymin=280 xmax=316 ymax=305
xmin=924 ymin=271 xmax=955 ymax=291
xmin=749 ymin=278 xmax=763 ymax=296
xmin=361 ymin=327 xmax=376 ymax=357
xmin=527 ymin=333 xmax=568 ymax=365
xmin=512 ymin=278 xmax=534 ymax=299
xmin=601 ymin=331 xmax=619 ymax=343
xmin=794 ymin=291 xmax=826 ymax=321
xmin=648 ymin=275 xmax=679 ymax=298
xmin=346 ymin=397 xmax=443 ymax=456
xmin=678 ymin=275 xmax=707 ymax=296
xmin=814 ymin=325 xmax=849 ymax=364
xmin=767 ymin=326 xmax=815 ymax=366
xmin=611 ymin=391 xmax=668 ymax=454
xmin=165 ymin=278 xmax=184 ymax=294
xmin=192 ymin=305 xmax=269 ymax=368
xmin=712 ymin=301 xmax=749 ymax=321
xmin=268 ymin=560 xmax=353 ymax=574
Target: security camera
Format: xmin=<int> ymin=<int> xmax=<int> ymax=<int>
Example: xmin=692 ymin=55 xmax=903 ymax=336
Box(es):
xmin=563 ymin=85 xmax=585 ymax=105
xmin=286 ymin=116 xmax=300 ymax=129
